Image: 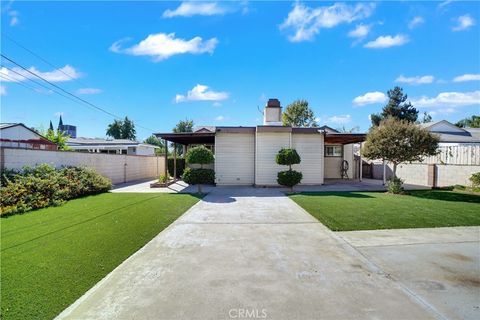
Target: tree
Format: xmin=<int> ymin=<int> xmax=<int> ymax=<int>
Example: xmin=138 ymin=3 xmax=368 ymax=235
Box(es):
xmin=172 ymin=119 xmax=194 ymax=156
xmin=282 ymin=99 xmax=318 ymax=127
xmin=362 ymin=117 xmax=439 ymax=180
xmin=337 ymin=126 xmax=360 ymax=133
xmin=370 ymin=87 xmax=419 ymax=126
xmin=121 ymin=117 xmax=136 ymax=140
xmin=276 ymin=148 xmax=303 ymax=190
xmin=143 ymin=135 xmax=165 ymax=155
xmin=43 ymin=128 xmax=70 ymax=150
xmin=422 ymin=112 xmax=432 ymax=123
xmin=106 ymin=117 xmax=136 ymax=140
xmin=456 ymin=115 xmax=480 ymax=128
xmin=182 ymin=146 xmax=215 ymax=193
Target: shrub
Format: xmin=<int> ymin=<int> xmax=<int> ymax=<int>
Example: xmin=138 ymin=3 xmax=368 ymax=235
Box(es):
xmin=185 ymin=146 xmax=214 ymax=168
xmin=276 ymin=148 xmax=302 ymax=189
xmin=159 ymin=173 xmax=170 ymax=184
xmin=167 ymin=158 xmax=186 ymax=177
xmin=277 ymin=170 xmax=303 ymax=188
xmin=386 ymin=177 xmax=404 ymax=194
xmin=0 ymin=164 xmax=111 ymax=216
xmin=276 ymin=148 xmax=301 ymax=168
xmin=182 ymin=168 xmax=215 ymax=185
xmin=469 ymin=172 xmax=480 ymax=188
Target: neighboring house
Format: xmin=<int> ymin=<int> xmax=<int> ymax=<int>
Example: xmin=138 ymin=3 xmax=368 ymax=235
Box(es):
xmin=0 ymin=123 xmax=58 ymax=150
xmin=156 ymin=99 xmax=365 ymax=186
xmin=67 ymin=137 xmax=159 ymax=155
xmin=420 ymin=120 xmax=480 ymax=146
xmin=57 ymin=115 xmax=77 ymax=138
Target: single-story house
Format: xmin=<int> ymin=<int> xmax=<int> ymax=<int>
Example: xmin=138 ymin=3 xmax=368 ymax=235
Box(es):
xmin=66 ymin=137 xmax=159 ymax=155
xmin=156 ymin=99 xmax=365 ymax=186
xmin=419 ymin=120 xmax=480 ymax=146
xmin=0 ymin=123 xmax=58 ymax=150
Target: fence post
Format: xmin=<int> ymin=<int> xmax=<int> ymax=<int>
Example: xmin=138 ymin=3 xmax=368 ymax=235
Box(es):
xmin=427 ymin=164 xmax=437 ymax=188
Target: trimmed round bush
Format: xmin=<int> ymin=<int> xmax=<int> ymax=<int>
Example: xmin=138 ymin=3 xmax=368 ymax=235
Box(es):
xmin=277 ymin=170 xmax=303 ymax=188
xmin=276 ymin=148 xmax=301 ymax=167
xmin=182 ymin=168 xmax=215 ymax=185
xmin=185 ymin=146 xmax=214 ymax=167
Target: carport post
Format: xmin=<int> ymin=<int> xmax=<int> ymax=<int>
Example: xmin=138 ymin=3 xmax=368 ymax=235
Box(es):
xmin=164 ymin=139 xmax=168 ymax=180
xmin=173 ymin=143 xmax=177 ymax=181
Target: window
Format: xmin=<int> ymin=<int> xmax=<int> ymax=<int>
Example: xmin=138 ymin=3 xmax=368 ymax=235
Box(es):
xmin=325 ymin=145 xmax=342 ymax=157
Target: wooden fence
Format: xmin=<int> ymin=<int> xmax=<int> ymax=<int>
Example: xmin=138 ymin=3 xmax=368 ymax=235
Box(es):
xmin=421 ymin=145 xmax=480 ymax=165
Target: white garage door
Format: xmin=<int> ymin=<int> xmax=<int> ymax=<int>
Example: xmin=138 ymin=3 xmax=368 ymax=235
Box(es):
xmin=215 ymin=132 xmax=255 ymax=185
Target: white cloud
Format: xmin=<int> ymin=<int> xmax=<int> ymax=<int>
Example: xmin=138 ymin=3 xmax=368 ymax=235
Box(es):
xmin=453 ymin=73 xmax=480 ymax=82
xmin=326 ymin=114 xmax=352 ymax=124
xmin=9 ymin=10 xmax=19 ymax=26
xmin=163 ymin=2 xmax=228 ymax=18
xmin=0 ymin=65 xmax=81 ymax=82
xmin=214 ymin=115 xmax=225 ymax=121
xmin=213 ymin=101 xmax=222 ymax=107
xmin=110 ymin=33 xmax=218 ymax=61
xmin=76 ymin=88 xmax=102 ymax=95
xmin=452 ymin=15 xmax=475 ymax=31
xmin=175 ymin=84 xmax=229 ymax=103
xmin=395 ymin=75 xmax=435 ymax=85
xmin=280 ymin=2 xmax=375 ymax=42
xmin=352 ymin=91 xmax=387 ymax=106
xmin=411 ymin=91 xmax=480 ymax=107
xmin=0 ymin=85 xmax=6 ymax=96
xmin=408 ymin=16 xmax=424 ymax=29
xmin=364 ymin=34 xmax=409 ymax=49
xmin=438 ymin=0 xmax=454 ymax=9
xmin=348 ymin=24 xmax=371 ymax=38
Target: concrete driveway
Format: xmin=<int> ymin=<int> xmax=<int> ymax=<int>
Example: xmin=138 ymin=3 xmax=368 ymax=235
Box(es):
xmin=338 ymin=227 xmax=480 ymax=320
xmin=59 ymin=187 xmax=441 ymax=320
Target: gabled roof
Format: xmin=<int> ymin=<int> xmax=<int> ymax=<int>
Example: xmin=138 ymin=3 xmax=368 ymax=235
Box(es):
xmin=0 ymin=123 xmax=57 ymax=145
xmin=419 ymin=120 xmax=479 ymax=143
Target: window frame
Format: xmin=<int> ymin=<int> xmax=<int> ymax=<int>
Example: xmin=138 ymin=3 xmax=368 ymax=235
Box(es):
xmin=325 ymin=145 xmax=343 ymax=157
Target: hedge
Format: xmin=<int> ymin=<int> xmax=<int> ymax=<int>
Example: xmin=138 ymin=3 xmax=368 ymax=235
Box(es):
xmin=167 ymin=158 xmax=186 ymax=177
xmin=0 ymin=164 xmax=112 ymax=216
xmin=182 ymin=168 xmax=215 ymax=185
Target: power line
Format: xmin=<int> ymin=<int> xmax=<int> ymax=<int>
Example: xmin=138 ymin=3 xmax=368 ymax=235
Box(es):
xmin=1 ymin=64 xmax=101 ymax=111
xmin=0 ymin=72 xmax=40 ymax=92
xmin=1 ymin=54 xmax=155 ymax=132
xmin=2 ymin=33 xmax=89 ymax=87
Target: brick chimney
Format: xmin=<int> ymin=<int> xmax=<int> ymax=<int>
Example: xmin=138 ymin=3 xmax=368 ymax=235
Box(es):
xmin=263 ymin=99 xmax=282 ymax=125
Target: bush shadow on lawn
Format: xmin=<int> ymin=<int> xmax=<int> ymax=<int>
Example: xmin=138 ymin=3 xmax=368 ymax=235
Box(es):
xmin=407 ymin=190 xmax=480 ymax=204
xmin=294 ymin=192 xmax=376 ymax=199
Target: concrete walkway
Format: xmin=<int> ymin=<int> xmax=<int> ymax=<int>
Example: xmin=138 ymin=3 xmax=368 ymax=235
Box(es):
xmin=58 ymin=187 xmax=439 ymax=320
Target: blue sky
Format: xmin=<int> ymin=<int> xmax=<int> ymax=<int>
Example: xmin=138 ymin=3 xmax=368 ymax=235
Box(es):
xmin=1 ymin=1 xmax=479 ymax=140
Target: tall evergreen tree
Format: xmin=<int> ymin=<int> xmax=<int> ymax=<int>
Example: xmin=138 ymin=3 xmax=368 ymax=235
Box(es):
xmin=49 ymin=120 xmax=54 ymax=131
xmin=370 ymin=87 xmax=418 ymax=126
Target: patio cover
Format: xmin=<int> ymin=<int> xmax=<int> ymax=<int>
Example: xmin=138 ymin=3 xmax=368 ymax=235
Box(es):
xmin=154 ymin=132 xmax=215 ymax=145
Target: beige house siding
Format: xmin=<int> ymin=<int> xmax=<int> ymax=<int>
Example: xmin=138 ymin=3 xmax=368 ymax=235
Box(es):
xmin=324 ymin=157 xmax=342 ymax=178
xmin=292 ymin=133 xmax=324 ymax=184
xmin=343 ymin=144 xmax=354 ymax=179
xmin=215 ymin=132 xmax=255 ymax=185
xmin=255 ymin=131 xmax=290 ymax=185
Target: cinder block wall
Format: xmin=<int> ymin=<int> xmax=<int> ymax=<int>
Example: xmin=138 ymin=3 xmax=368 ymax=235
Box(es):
xmin=0 ymin=147 xmax=165 ymax=185
xmin=372 ymin=162 xmax=480 ymax=187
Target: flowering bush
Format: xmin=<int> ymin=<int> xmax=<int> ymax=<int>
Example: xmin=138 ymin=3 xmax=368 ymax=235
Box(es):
xmin=1 ymin=164 xmax=111 ymax=216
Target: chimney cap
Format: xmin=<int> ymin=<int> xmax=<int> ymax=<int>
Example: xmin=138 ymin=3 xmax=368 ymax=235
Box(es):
xmin=266 ymin=98 xmax=281 ymax=108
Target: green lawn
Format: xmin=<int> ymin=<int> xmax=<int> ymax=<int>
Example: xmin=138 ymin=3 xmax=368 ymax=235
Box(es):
xmin=290 ymin=190 xmax=480 ymax=231
xmin=1 ymin=193 xmax=201 ymax=320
